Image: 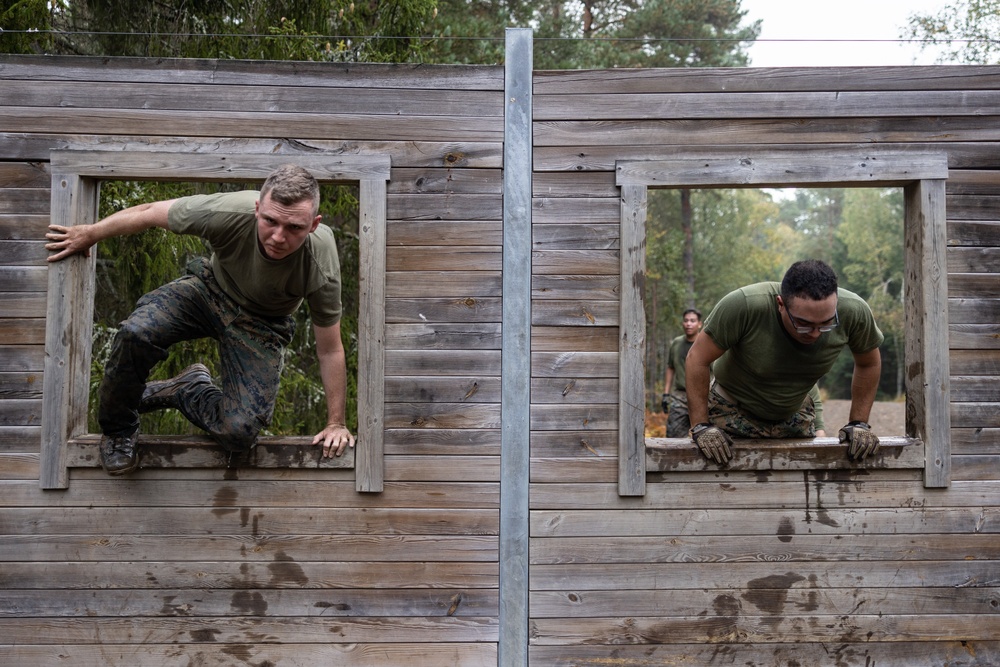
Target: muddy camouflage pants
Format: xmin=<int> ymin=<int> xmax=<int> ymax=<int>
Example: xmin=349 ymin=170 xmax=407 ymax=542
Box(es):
xmin=98 ymin=257 xmax=295 ymax=451
xmin=707 ymin=383 xmax=816 ymax=438
xmin=665 ymin=390 xmax=691 ymax=438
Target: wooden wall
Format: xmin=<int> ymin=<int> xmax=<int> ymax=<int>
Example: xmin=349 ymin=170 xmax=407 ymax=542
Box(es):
xmin=1 ymin=52 xmax=999 ymax=666
xmin=528 ymin=66 xmax=1000 ymax=666
xmin=0 ymin=56 xmax=504 ymax=666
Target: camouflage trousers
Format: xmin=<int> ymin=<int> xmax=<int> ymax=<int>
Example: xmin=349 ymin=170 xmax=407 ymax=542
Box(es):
xmin=665 ymin=390 xmax=691 ymax=438
xmin=99 ymin=257 xmax=295 ymax=451
xmin=708 ymin=383 xmax=816 ymax=438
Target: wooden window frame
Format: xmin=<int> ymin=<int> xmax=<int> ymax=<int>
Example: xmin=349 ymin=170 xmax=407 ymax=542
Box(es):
xmin=616 ymin=149 xmax=952 ymax=496
xmin=39 ymin=150 xmax=389 ymax=492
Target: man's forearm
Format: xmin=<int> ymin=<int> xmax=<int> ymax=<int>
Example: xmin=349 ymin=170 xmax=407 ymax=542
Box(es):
xmin=686 ymin=363 xmax=711 ymax=425
xmin=849 ymin=359 xmax=881 ymax=423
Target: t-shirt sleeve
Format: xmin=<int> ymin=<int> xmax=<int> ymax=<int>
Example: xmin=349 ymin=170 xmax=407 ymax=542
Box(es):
xmin=844 ymin=295 xmax=885 ymax=354
xmin=167 ymin=191 xmax=257 ymax=247
xmin=702 ymin=288 xmax=749 ymax=351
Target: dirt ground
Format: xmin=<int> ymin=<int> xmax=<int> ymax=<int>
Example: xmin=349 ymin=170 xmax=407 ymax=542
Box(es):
xmin=646 ymin=399 xmax=905 ymax=438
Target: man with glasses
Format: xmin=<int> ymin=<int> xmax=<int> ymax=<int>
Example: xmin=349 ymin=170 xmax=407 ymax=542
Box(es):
xmin=685 ymin=259 xmax=883 ymax=464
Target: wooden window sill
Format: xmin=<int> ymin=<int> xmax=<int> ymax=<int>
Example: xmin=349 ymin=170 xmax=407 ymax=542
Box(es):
xmin=67 ymin=434 xmax=355 ymax=470
xmin=645 ymin=436 xmax=921 ymax=472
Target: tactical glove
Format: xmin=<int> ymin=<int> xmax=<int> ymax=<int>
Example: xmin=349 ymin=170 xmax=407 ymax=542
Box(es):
xmin=661 ymin=393 xmax=670 ymax=413
xmin=690 ymin=422 xmax=733 ymax=464
xmin=839 ymin=420 xmax=880 ymax=461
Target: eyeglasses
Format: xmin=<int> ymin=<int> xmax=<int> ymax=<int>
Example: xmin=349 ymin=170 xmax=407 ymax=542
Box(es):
xmin=786 ymin=309 xmax=839 ymax=334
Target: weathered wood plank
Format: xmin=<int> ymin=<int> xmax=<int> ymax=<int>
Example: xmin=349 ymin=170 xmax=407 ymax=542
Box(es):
xmin=385 ymin=455 xmax=500 ymax=482
xmin=528 ymin=533 xmax=1000 ymax=564
xmin=0 ymin=240 xmax=47 ymax=265
xmin=0 ymin=214 xmax=49 ymax=241
xmin=0 ymin=506 xmax=497 ymax=535
xmin=0 ymin=643 xmax=497 ymax=667
xmin=530 ymin=507 xmax=1000 ymax=538
xmin=949 ymin=273 xmax=1000 ymax=298
xmin=0 ymin=452 xmax=37 ymax=478
xmin=535 ymin=141 xmax=1000 ymax=172
xmin=0 ymin=588 xmax=499 ymax=617
xmin=530 ymin=642 xmax=1000 ymax=667
xmin=385 ymin=246 xmax=502 ymax=271
xmin=530 ymin=405 xmax=617 ymax=431
xmin=950 ymin=323 xmax=1000 ymax=349
xmin=66 ymin=434 xmax=355 ymax=470
xmin=535 ymin=116 xmax=1000 ymax=150
xmin=0 ymin=560 xmax=498 ymax=589
xmin=0 ymin=346 xmax=43 ymax=372
xmin=388 ymin=168 xmax=502 ymax=195
xmin=532 ymin=250 xmax=620 ymax=275
xmin=0 ymin=266 xmax=46 ymax=290
xmin=384 ymin=376 xmax=501 ymax=403
xmin=536 ymin=90 xmax=1000 ymax=121
xmin=383 ymin=427 xmax=499 ymax=452
xmin=530 ymin=377 xmax=618 ymax=402
xmin=0 ymin=480 xmax=500 ymax=508
xmin=0 ymin=319 xmax=45 ymax=345
xmin=953 ymin=402 xmax=1000 ymax=427
xmin=947 ymin=169 xmax=1000 ymax=195
xmin=385 ymin=271 xmax=502 ymax=297
xmin=533 ymin=65 xmax=1000 ymax=94
xmin=949 ymin=297 xmax=1000 ymax=323
xmin=618 ymin=152 xmax=948 ymax=188
xmin=387 ymin=193 xmax=502 ymax=220
xmin=0 ymin=616 xmax=499 ymax=644
xmin=947 ymin=194 xmax=1000 ymax=220
xmin=0 ymin=399 xmax=41 ymax=426
xmin=387 ymin=220 xmax=503 ymax=246
xmin=0 ymin=107 xmax=504 ymax=142
xmin=0 ymin=425 xmax=39 ymax=453
xmin=0 ymin=133 xmax=504 ymax=168
xmin=0 ymin=534 xmax=498 ymax=562
xmin=386 ymin=323 xmax=501 ymax=350
xmin=0 ymin=54 xmax=505 ymax=90
xmin=531 ymin=352 xmax=618 ymax=378
xmin=952 ymin=427 xmax=1000 ymax=454
xmin=528 ymin=587 xmax=999 ymax=618
xmin=0 ymin=188 xmax=48 ymax=215
xmin=528 ymin=480 xmax=1000 ymax=510
xmin=531 ymin=275 xmax=620 ymax=301
xmin=532 ymin=197 xmax=620 ymax=224
xmin=385 ymin=350 xmax=501 ymax=376
xmin=530 ymin=300 xmax=619 ymax=326
xmin=951 ymin=349 xmax=1000 ymax=374
xmin=533 ymin=171 xmax=618 ymax=197
xmin=383 ymin=403 xmax=501 ymax=430
xmin=530 ymin=616 xmax=1000 ymax=646
xmin=532 ymin=224 xmax=619 ymax=250
xmin=531 ymin=327 xmax=617 ymax=352
xmin=531 ymin=430 xmax=618 ymax=458
xmin=0 ymin=161 xmax=49 ymax=187
xmin=0 ymin=292 xmax=45 ymax=318
xmin=646 ymin=436 xmax=922 ymax=472
xmin=948 ymin=220 xmax=1000 ymax=246
xmin=0 ymin=371 xmax=42 ymax=399
xmin=385 ymin=297 xmax=502 ymax=323
xmin=2 ymin=80 xmax=503 ymax=117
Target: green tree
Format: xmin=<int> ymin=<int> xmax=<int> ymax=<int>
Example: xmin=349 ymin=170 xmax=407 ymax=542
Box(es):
xmin=0 ymin=0 xmax=52 ymax=53
xmin=903 ymin=0 xmax=1000 ymax=64
xmin=428 ymin=0 xmax=759 ymax=68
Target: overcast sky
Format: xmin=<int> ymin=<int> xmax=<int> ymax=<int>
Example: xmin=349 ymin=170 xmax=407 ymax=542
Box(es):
xmin=741 ymin=0 xmax=953 ymax=67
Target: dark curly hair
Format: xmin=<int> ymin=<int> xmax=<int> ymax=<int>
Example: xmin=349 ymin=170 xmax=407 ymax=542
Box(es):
xmin=781 ymin=259 xmax=838 ymax=303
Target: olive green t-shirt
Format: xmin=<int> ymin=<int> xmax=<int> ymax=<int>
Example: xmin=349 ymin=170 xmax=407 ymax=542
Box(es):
xmin=168 ymin=191 xmax=342 ymax=327
xmin=667 ymin=334 xmax=694 ymax=392
xmin=703 ymin=282 xmax=883 ymax=421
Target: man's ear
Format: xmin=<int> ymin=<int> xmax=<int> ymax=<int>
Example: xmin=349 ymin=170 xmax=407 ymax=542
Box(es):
xmin=309 ymin=214 xmax=322 ymax=233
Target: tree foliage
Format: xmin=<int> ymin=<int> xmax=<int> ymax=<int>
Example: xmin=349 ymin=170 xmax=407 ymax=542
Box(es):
xmin=902 ymin=0 xmax=1000 ymax=64
xmin=646 ymin=187 xmax=907 ymax=404
xmin=427 ymin=0 xmax=759 ymax=68
xmin=0 ymin=0 xmax=52 ymax=53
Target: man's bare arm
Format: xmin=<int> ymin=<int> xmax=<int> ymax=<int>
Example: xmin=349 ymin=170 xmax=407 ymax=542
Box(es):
xmin=848 ymin=347 xmax=882 ymax=424
xmin=684 ymin=332 xmax=726 ymax=427
xmin=312 ymin=321 xmax=355 ymax=458
xmin=46 ymin=199 xmax=175 ymax=262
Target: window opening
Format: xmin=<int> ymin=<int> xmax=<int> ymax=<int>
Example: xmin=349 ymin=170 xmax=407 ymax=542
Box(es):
xmin=40 ymin=151 xmax=389 ymax=491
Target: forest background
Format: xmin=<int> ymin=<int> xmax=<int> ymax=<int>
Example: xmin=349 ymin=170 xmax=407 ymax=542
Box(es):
xmin=2 ymin=0 xmax=991 ymax=432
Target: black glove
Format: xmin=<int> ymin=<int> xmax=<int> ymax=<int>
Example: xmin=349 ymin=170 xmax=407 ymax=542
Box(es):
xmin=839 ymin=420 xmax=880 ymax=460
xmin=690 ymin=422 xmax=733 ymax=464
xmin=661 ymin=393 xmax=670 ymax=413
